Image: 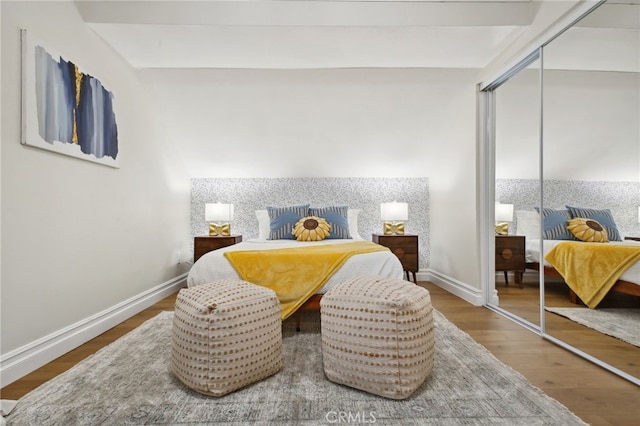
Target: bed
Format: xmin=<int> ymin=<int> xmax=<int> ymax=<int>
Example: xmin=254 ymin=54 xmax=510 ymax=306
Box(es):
xmin=188 ymin=239 xmax=404 ymax=328
xmin=525 ymin=238 xmax=640 ymax=306
xmin=188 ymin=206 xmax=405 ymax=329
xmin=515 ymin=207 xmax=640 ymax=307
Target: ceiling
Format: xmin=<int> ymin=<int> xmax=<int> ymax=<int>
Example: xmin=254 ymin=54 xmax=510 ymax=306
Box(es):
xmin=77 ymin=0 xmax=639 ymax=71
xmin=76 ymin=0 xmax=539 ymax=70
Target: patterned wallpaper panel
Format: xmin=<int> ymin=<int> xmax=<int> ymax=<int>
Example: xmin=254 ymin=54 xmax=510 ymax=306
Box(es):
xmin=496 ymin=179 xmax=640 ymax=238
xmin=191 ymin=177 xmax=430 ymax=269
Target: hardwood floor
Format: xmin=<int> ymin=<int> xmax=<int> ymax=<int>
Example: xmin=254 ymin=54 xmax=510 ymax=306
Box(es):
xmin=496 ymin=273 xmax=640 ymax=379
xmin=2 ymin=282 xmax=639 ymax=425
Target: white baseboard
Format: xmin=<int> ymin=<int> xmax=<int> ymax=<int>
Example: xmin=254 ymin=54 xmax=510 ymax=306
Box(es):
xmin=418 ymin=269 xmax=483 ymax=306
xmin=0 ymin=273 xmax=188 ymax=387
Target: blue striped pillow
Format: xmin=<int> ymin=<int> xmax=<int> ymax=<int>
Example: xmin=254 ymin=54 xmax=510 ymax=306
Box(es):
xmin=310 ymin=206 xmax=351 ymax=240
xmin=535 ymin=207 xmax=574 ymax=240
xmin=267 ymin=204 xmax=310 ymax=240
xmin=566 ymin=206 xmax=621 ymax=241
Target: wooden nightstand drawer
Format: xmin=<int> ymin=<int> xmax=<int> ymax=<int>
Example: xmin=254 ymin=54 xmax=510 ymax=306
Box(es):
xmin=495 ymin=235 xmax=525 ymax=286
xmin=495 ymin=235 xmax=525 ymax=269
xmin=372 ymin=234 xmax=418 ymax=282
xmin=194 ymin=235 xmax=242 ymax=262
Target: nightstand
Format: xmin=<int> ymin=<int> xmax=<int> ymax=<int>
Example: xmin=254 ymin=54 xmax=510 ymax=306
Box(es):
xmin=194 ymin=235 xmax=242 ymax=262
xmin=372 ymin=233 xmax=418 ymax=282
xmin=495 ymin=235 xmax=526 ymax=287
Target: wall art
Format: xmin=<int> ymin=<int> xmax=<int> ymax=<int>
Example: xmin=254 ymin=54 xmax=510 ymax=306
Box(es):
xmin=21 ymin=29 xmax=119 ymax=168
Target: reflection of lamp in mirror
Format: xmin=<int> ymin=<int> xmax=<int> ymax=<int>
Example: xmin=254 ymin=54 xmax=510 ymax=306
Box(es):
xmin=381 ymin=201 xmax=408 ymax=235
xmin=495 ymin=203 xmax=514 ymax=235
xmin=205 ymin=203 xmax=234 ymax=236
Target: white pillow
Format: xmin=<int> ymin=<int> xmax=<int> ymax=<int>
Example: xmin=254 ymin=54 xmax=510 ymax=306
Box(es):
xmin=256 ymin=209 xmax=270 ymax=240
xmin=348 ymin=209 xmax=363 ymax=240
xmin=515 ymin=210 xmax=540 ymax=240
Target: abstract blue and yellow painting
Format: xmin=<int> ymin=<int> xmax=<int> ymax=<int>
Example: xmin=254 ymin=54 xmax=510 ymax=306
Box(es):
xmin=21 ymin=30 xmax=119 ymax=168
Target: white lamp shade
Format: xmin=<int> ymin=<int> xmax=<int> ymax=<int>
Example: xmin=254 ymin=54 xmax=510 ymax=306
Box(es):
xmin=381 ymin=202 xmax=408 ymax=221
xmin=205 ymin=203 xmax=234 ymax=222
xmin=495 ymin=203 xmax=514 ymax=222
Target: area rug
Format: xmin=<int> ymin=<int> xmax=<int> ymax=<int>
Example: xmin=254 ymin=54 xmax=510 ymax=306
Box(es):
xmin=6 ymin=310 xmax=586 ymax=425
xmin=546 ymin=306 xmax=640 ymax=347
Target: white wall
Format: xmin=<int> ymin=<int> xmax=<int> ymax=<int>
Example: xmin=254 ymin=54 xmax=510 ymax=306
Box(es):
xmin=142 ymin=67 xmax=482 ymax=289
xmin=543 ymin=70 xmax=639 ymax=182
xmin=495 ymin=68 xmax=639 ymax=183
xmin=1 ymin=1 xmax=191 ymax=383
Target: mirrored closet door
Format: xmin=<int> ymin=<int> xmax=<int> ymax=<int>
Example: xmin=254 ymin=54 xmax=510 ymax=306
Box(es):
xmin=541 ymin=1 xmax=640 ymax=381
xmin=482 ymin=0 xmax=639 ymax=385
xmin=492 ymin=58 xmax=541 ymax=328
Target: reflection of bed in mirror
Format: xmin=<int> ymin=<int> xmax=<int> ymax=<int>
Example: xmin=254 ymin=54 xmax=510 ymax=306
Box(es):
xmin=526 ymin=239 xmax=640 ymax=306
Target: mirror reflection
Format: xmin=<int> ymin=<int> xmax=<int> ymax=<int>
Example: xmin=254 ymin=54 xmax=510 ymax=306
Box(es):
xmin=493 ymin=58 xmax=541 ymax=327
xmin=488 ymin=1 xmax=639 ymax=383
xmin=541 ymin=2 xmax=640 ymax=379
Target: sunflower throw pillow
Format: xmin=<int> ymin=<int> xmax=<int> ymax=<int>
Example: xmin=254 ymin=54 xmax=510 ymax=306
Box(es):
xmin=567 ymin=218 xmax=609 ymax=243
xmin=293 ymin=216 xmax=331 ymax=241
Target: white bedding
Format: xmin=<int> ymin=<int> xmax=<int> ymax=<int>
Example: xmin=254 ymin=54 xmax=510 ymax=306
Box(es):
xmin=526 ymin=239 xmax=640 ymax=286
xmin=187 ymin=238 xmax=405 ymax=293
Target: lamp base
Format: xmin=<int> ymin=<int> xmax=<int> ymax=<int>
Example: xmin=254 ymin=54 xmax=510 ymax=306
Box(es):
xmin=209 ymin=223 xmax=231 ymax=236
xmin=383 ymin=221 xmax=405 ymax=235
xmin=495 ymin=222 xmax=509 ymax=235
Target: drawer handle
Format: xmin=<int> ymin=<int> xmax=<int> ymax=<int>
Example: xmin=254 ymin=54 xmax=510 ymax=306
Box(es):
xmin=501 ymin=248 xmax=513 ymax=260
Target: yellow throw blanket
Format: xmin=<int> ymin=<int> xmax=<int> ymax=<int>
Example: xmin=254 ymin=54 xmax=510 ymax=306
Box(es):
xmin=223 ymin=241 xmax=391 ymax=320
xmin=544 ymin=242 xmax=640 ymax=308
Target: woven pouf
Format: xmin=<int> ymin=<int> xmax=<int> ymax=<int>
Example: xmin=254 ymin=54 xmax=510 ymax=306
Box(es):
xmin=320 ymin=275 xmax=435 ymax=399
xmin=171 ymin=279 xmax=283 ymax=396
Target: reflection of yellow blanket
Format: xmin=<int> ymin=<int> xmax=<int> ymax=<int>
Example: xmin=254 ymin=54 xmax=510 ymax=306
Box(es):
xmin=223 ymin=241 xmax=391 ymax=320
xmin=545 ymin=242 xmax=640 ymax=309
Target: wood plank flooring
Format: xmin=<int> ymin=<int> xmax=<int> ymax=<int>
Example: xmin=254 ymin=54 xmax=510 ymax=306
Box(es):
xmin=2 ymin=282 xmax=639 ymax=426
xmin=497 ymin=274 xmax=640 ymax=379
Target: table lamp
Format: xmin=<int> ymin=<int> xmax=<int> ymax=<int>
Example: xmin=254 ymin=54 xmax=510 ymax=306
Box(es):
xmin=495 ymin=203 xmax=514 ymax=235
xmin=381 ymin=201 xmax=408 ymax=235
xmin=205 ymin=203 xmax=234 ymax=236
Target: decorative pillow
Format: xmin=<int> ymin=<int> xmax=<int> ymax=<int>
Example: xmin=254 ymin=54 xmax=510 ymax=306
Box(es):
xmin=535 ymin=207 xmax=574 ymax=240
xmin=266 ymin=204 xmax=310 ymax=240
xmin=292 ymin=216 xmax=331 ymax=241
xmin=566 ymin=206 xmax=621 ymax=241
xmin=567 ymin=218 xmax=609 ymax=243
xmin=515 ymin=210 xmax=540 ymax=240
xmin=309 ymin=206 xmax=351 ymax=239
xmin=261 ymin=207 xmax=361 ymax=240
xmin=256 ymin=209 xmax=270 ymax=240
xmin=347 ymin=209 xmax=363 ymax=240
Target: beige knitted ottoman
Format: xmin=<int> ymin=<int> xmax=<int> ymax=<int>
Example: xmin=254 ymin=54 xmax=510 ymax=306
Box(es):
xmin=320 ymin=275 xmax=435 ymax=399
xmin=171 ymin=279 xmax=283 ymax=396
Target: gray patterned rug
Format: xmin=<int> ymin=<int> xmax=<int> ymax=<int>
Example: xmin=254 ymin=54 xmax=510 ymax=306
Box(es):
xmin=546 ymin=307 xmax=640 ymax=347
xmin=6 ymin=310 xmax=586 ymax=425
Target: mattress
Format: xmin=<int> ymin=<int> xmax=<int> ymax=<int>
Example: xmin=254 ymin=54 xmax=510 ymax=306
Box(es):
xmin=187 ymin=238 xmax=405 ymax=293
xmin=526 ymin=239 xmax=640 ymax=286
